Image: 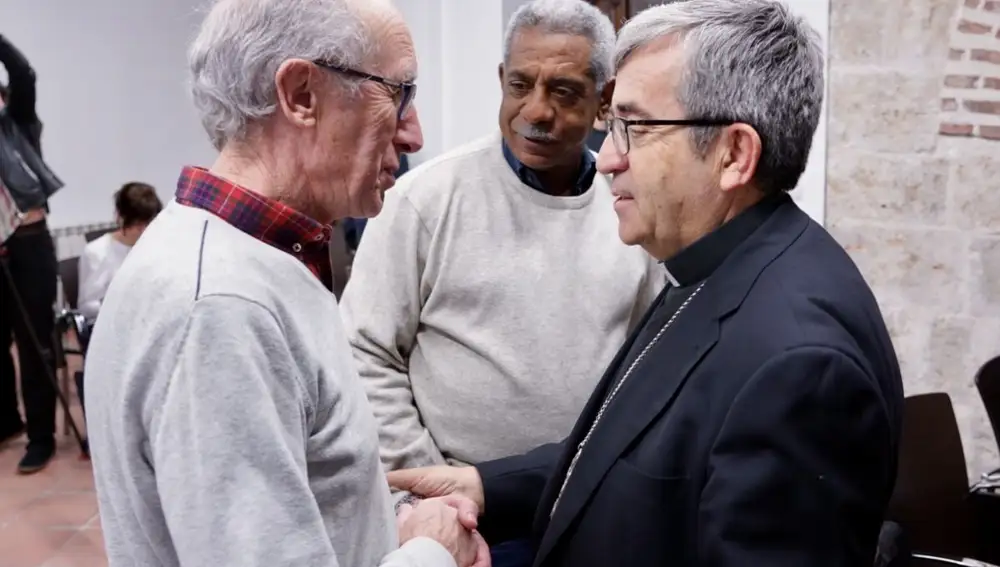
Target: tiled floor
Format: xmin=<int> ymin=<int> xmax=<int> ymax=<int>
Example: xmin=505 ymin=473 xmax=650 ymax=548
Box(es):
xmin=0 ymin=352 xmax=104 ymax=567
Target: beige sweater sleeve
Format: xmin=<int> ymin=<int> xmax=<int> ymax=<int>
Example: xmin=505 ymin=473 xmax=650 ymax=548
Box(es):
xmin=339 ymin=191 xmax=448 ymax=471
xmin=627 ymin=256 xmax=668 ymax=333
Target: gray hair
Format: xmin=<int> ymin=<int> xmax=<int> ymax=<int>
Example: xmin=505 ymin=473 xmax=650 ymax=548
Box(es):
xmin=188 ymin=0 xmax=383 ymax=150
xmin=616 ymin=0 xmax=824 ymax=193
xmin=503 ymin=0 xmax=616 ymax=90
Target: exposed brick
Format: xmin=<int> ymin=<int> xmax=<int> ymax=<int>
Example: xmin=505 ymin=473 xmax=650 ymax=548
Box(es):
xmin=942 ymin=98 xmax=959 ymax=111
xmin=958 ymin=20 xmax=994 ymax=34
xmin=940 ymin=123 xmax=975 ymax=136
xmin=964 ymin=100 xmax=1000 ymax=114
xmin=949 ymin=49 xmax=966 ymax=61
xmin=980 ymin=125 xmax=1000 ymax=140
xmin=985 ymin=77 xmax=1000 ymax=89
xmin=984 ymin=0 xmax=1000 ymax=11
xmin=945 ymin=75 xmax=980 ymax=88
xmin=971 ymin=49 xmax=1000 ymax=65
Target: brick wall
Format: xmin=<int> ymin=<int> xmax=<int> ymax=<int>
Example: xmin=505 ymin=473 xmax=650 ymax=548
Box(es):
xmin=940 ymin=0 xmax=1000 ymax=140
xmin=829 ymin=0 xmax=999 ymax=480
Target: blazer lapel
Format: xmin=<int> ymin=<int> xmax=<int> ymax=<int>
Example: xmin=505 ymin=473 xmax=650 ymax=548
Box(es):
xmin=535 ymin=285 xmax=722 ymax=563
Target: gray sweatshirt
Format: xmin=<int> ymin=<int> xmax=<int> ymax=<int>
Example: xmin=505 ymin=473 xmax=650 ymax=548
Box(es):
xmin=85 ymin=202 xmax=454 ymax=567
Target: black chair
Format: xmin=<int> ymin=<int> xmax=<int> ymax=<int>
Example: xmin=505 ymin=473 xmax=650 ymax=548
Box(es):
xmin=886 ymin=393 xmax=998 ymax=566
xmin=975 ymin=356 xmax=1000 ymax=459
xmin=84 ymin=227 xmax=113 ymax=243
xmin=910 ymin=555 xmax=995 ymax=566
xmin=54 ymin=257 xmax=89 ymax=435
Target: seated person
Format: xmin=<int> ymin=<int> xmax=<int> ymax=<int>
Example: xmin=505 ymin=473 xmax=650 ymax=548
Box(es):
xmin=78 ymin=182 xmax=162 ymax=323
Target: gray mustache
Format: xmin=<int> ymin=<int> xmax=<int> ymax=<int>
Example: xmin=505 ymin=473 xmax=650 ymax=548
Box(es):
xmin=514 ymin=124 xmax=557 ymax=142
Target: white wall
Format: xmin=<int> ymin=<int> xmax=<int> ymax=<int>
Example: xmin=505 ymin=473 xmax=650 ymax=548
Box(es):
xmin=396 ymin=0 xmax=505 ymax=164
xmin=397 ymin=0 xmax=830 ymax=225
xmin=0 ymin=0 xmax=216 ymax=229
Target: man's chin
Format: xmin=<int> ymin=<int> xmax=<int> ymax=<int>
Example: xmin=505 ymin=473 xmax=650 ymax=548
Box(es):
xmin=617 ymin=224 xmax=644 ymax=247
xmin=512 ymin=141 xmax=562 ymax=169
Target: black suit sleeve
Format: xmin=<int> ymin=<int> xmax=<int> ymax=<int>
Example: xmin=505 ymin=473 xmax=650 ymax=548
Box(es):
xmin=0 ymin=35 xmax=39 ymax=132
xmin=475 ymin=441 xmax=564 ymax=544
xmin=698 ymin=346 xmax=894 ymax=567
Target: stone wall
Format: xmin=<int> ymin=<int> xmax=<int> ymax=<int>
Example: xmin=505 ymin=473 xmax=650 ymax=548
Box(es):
xmin=828 ymin=0 xmax=1000 ymax=479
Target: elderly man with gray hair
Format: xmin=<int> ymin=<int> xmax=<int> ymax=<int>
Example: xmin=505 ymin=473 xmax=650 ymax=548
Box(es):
xmin=341 ymin=0 xmax=662 ymax=478
xmin=341 ymin=1 xmax=663 ymax=560
xmin=389 ymin=1 xmax=904 ymax=566
xmin=84 ymin=1 xmax=487 ymax=566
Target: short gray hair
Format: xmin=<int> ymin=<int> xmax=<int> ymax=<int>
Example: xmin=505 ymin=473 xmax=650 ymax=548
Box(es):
xmin=503 ymin=0 xmax=615 ymax=90
xmin=617 ymin=0 xmax=824 ymax=193
xmin=188 ymin=0 xmax=381 ymax=150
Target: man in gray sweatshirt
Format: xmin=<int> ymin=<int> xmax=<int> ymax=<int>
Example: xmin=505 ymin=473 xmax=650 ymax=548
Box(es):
xmin=84 ymin=1 xmax=487 ymax=566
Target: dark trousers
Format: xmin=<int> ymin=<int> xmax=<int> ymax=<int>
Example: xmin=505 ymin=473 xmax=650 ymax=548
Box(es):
xmin=490 ymin=539 xmax=535 ymax=567
xmin=0 ymin=221 xmax=58 ymax=448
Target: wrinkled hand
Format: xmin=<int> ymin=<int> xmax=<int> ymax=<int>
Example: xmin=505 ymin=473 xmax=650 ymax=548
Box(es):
xmin=388 ymin=466 xmax=485 ymax=512
xmin=398 ymin=497 xmax=481 ymax=567
xmin=469 ymin=529 xmax=491 ymax=567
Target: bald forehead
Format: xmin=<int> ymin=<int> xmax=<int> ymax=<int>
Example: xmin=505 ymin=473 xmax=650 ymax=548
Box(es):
xmin=359 ymin=3 xmax=418 ymax=82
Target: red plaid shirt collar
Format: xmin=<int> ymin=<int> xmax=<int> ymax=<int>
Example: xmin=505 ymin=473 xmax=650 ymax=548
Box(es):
xmin=175 ymin=166 xmax=334 ymax=290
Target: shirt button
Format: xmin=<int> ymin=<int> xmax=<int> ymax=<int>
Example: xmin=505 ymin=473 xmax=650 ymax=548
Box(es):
xmin=292 ymin=243 xmax=302 ymax=252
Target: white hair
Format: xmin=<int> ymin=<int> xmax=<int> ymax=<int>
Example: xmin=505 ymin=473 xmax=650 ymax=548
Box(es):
xmin=188 ymin=0 xmax=387 ymax=150
xmin=503 ymin=0 xmax=615 ymax=90
xmin=616 ymin=0 xmax=825 ymax=193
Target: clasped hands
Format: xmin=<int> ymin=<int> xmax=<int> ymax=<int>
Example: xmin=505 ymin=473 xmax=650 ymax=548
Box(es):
xmin=392 ymin=466 xmax=489 ymax=567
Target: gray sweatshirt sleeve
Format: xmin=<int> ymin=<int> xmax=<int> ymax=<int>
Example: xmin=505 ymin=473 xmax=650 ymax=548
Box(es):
xmin=149 ymin=294 xmax=453 ymax=567
xmin=339 ymin=192 xmax=448 ymax=471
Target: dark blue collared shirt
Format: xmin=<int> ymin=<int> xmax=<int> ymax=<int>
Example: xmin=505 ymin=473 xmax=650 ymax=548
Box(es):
xmin=502 ymin=139 xmax=597 ymax=196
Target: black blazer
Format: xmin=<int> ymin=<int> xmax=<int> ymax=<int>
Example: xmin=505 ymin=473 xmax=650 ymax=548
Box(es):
xmin=476 ymin=199 xmax=904 ymax=567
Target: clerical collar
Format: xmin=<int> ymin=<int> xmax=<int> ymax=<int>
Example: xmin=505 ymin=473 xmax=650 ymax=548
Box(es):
xmin=501 ymin=139 xmax=597 ymax=196
xmin=663 ymin=192 xmax=790 ymax=287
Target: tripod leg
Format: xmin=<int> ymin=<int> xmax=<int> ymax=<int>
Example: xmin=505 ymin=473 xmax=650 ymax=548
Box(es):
xmin=0 ymin=257 xmax=86 ymax=454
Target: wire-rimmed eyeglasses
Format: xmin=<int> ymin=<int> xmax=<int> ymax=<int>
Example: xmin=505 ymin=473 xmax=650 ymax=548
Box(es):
xmin=605 ymin=116 xmax=737 ymax=155
xmin=313 ymin=61 xmax=416 ymax=120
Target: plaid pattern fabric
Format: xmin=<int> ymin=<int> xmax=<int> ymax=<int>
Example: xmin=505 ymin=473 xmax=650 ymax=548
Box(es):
xmin=175 ymin=166 xmax=333 ymax=290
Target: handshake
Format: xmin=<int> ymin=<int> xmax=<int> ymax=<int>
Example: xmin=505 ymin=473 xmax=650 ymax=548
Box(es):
xmin=393 ymin=466 xmax=489 ymax=567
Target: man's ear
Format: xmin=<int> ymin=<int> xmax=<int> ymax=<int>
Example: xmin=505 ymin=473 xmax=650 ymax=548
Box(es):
xmin=718 ymin=123 xmax=762 ymax=193
xmin=498 ymin=62 xmax=505 ymax=84
xmin=274 ymin=58 xmax=320 ymax=129
xmin=598 ymin=77 xmax=615 ymax=119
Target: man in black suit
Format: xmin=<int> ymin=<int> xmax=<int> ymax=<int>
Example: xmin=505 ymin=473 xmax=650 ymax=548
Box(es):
xmin=388 ymin=1 xmax=904 ymax=566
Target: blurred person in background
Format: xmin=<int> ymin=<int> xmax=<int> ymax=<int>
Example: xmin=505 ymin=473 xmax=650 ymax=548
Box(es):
xmin=0 ymin=33 xmax=62 ymax=475
xmin=77 ymin=182 xmax=163 ymax=323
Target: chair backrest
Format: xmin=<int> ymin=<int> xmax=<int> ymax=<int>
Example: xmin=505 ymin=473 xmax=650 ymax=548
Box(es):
xmin=888 ymin=393 xmax=975 ymax=558
xmin=58 ymin=257 xmax=80 ymax=310
xmin=84 ymin=228 xmax=113 ymax=243
xmin=975 ymin=356 xmax=1000 ymax=455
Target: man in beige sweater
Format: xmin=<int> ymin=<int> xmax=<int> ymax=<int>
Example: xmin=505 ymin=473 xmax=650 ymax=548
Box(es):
xmin=340 ymin=0 xmax=664 ymax=476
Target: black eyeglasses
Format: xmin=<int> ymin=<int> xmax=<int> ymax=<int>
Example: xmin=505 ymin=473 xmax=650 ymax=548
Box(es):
xmin=605 ymin=116 xmax=736 ymax=155
xmin=313 ymin=61 xmax=416 ymax=119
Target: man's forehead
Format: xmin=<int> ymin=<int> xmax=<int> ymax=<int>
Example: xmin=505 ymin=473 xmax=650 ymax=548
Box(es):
xmin=507 ymin=29 xmax=593 ymax=75
xmin=372 ymin=12 xmax=417 ymax=81
xmin=612 ymin=44 xmax=683 ymax=116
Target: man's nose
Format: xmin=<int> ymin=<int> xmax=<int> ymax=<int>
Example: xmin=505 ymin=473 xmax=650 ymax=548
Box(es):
xmin=395 ymin=105 xmax=424 ymax=155
xmin=520 ymin=89 xmax=555 ymax=126
xmin=596 ymin=133 xmax=626 ymax=176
